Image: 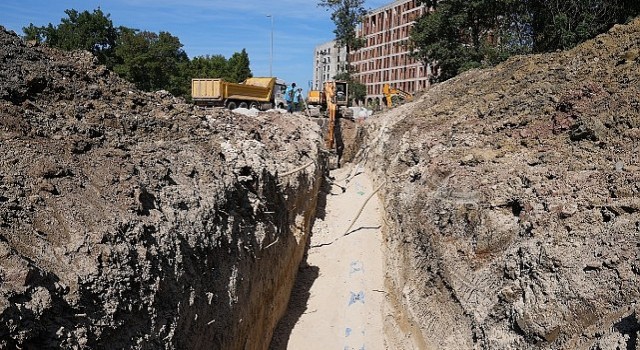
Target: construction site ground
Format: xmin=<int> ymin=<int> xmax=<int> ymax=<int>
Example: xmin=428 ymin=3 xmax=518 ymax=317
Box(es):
xmin=270 ymin=166 xmax=385 ymax=349
xmin=4 ymin=17 xmax=640 ymax=350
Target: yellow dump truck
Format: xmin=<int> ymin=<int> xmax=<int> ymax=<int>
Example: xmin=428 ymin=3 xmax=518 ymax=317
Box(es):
xmin=191 ymin=77 xmax=287 ymax=110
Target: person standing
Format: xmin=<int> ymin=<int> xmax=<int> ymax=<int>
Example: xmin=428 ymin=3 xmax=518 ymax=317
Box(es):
xmin=285 ymin=82 xmax=296 ymax=113
xmin=294 ymin=88 xmax=303 ymax=112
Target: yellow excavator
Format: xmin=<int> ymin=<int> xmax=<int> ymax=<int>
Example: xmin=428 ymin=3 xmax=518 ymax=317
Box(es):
xmin=323 ymin=81 xmax=349 ymax=149
xmin=383 ymin=83 xmax=412 ymax=107
xmin=305 ymin=81 xmax=350 ymax=149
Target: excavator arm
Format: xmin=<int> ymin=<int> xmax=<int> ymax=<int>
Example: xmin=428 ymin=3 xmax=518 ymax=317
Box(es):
xmin=325 ymin=82 xmax=337 ymax=149
xmin=322 ymin=80 xmax=349 ymax=150
xmin=383 ymin=83 xmax=412 ymax=107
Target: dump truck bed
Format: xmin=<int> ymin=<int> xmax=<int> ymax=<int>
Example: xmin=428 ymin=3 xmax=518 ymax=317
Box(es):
xmin=226 ymin=78 xmax=274 ymax=102
xmin=192 ymin=79 xmax=224 ymax=100
xmin=191 ymin=77 xmax=276 ymax=106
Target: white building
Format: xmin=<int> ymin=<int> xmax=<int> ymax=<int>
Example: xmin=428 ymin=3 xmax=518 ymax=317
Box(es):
xmin=311 ymin=40 xmax=348 ymax=91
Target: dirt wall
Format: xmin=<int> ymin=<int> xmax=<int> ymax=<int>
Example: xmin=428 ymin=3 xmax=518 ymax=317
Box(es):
xmin=0 ymin=27 xmax=325 ymax=349
xmin=362 ymin=19 xmax=640 ymax=349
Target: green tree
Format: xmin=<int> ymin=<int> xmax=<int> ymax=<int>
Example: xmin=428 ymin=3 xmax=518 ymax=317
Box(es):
xmin=189 ymin=55 xmax=229 ymax=78
xmin=530 ymin=0 xmax=640 ymax=52
xmin=319 ymin=0 xmax=366 ymax=60
xmin=411 ymin=0 xmax=530 ymax=82
xmin=319 ymin=0 xmax=367 ymax=105
xmin=23 ymin=9 xmax=117 ymax=67
xmin=21 ymin=7 xmax=259 ymax=99
xmin=113 ymin=28 xmax=188 ymax=95
xmin=225 ymin=49 xmax=252 ymax=83
xmin=154 ymin=31 xmax=189 ymax=95
xmin=411 ymin=0 xmax=640 ymax=82
xmin=22 ymin=23 xmax=51 ymax=43
xmin=113 ymin=28 xmax=151 ymax=90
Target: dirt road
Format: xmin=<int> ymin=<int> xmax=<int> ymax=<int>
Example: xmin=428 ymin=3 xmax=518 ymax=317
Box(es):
xmin=270 ymin=165 xmax=386 ymax=349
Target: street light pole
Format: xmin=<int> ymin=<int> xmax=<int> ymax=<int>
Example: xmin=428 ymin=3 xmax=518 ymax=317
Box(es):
xmin=266 ymin=15 xmax=273 ymax=77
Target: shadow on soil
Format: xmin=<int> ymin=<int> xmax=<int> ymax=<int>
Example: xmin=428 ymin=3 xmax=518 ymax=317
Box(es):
xmin=268 ymin=175 xmax=331 ymax=349
xmin=268 ymin=263 xmax=320 ymax=350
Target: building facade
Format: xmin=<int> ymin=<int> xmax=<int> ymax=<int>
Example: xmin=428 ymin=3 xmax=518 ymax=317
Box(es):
xmin=351 ymin=0 xmax=431 ymax=107
xmin=311 ymin=40 xmax=348 ymax=91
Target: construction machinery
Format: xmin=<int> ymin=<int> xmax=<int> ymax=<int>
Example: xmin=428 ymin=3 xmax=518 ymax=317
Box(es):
xmin=307 ymin=80 xmax=350 ymax=118
xmin=382 ymin=83 xmax=413 ymax=108
xmin=191 ymin=77 xmax=287 ymax=110
xmin=323 ymin=80 xmax=350 ymax=149
xmin=306 ymin=90 xmax=326 ymax=113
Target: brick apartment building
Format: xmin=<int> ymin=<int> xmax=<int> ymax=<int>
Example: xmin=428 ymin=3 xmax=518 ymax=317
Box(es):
xmin=351 ymin=0 xmax=431 ymax=107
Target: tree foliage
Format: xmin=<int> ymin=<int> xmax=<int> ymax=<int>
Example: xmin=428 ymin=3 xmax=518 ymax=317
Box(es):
xmin=411 ymin=0 xmax=531 ymax=82
xmin=21 ymin=8 xmax=254 ymax=99
xmin=189 ymin=55 xmax=230 ymax=79
xmin=113 ymin=28 xmax=189 ymax=96
xmin=411 ymin=0 xmax=640 ymax=82
xmin=225 ymin=49 xmax=253 ymax=83
xmin=319 ymin=0 xmax=367 ymax=102
xmin=24 ymin=9 xmax=118 ymax=66
xmin=530 ymin=0 xmax=640 ymax=51
xmin=319 ymin=0 xmax=367 ymax=56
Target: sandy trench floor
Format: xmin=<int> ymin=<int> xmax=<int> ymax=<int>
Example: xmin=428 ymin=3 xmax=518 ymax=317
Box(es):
xmin=270 ymin=165 xmax=386 ymax=349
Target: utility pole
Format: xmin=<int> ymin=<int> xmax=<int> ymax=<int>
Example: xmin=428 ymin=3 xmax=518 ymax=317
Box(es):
xmin=266 ymin=14 xmax=273 ymax=77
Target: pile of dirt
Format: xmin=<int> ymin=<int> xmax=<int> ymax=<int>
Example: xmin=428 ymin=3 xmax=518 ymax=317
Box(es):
xmin=363 ymin=18 xmax=640 ymax=349
xmin=0 ymin=27 xmax=325 ymax=349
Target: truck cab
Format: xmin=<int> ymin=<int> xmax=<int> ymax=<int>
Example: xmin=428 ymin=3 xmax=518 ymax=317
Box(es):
xmin=274 ymin=79 xmax=288 ymax=110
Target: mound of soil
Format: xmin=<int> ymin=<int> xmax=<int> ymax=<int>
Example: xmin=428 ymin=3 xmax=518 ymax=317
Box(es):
xmin=364 ymin=18 xmax=640 ymax=349
xmin=0 ymin=27 xmax=325 ymax=349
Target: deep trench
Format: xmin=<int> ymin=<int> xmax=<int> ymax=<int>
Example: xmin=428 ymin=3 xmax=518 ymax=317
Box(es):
xmin=267 ymin=117 xmax=387 ymax=349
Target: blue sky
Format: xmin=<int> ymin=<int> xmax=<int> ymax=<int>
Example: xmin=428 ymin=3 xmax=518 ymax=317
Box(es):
xmin=0 ymin=0 xmax=390 ymax=93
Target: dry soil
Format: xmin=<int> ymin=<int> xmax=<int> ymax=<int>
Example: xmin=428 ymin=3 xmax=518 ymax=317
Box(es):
xmin=270 ymin=165 xmax=386 ymax=349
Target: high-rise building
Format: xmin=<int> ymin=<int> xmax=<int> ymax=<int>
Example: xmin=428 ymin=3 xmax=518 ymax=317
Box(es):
xmin=351 ymin=0 xmax=431 ymax=107
xmin=311 ymin=40 xmax=348 ymax=91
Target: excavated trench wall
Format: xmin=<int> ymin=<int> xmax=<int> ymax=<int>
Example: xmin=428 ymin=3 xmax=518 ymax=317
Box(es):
xmin=361 ymin=20 xmax=640 ymax=350
xmin=0 ymin=27 xmax=326 ymax=349
xmin=7 ymin=17 xmax=640 ymax=350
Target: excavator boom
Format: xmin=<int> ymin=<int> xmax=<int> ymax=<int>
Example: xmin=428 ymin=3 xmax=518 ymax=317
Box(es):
xmin=324 ymin=80 xmax=349 ymax=149
xmin=383 ymin=83 xmax=412 ymax=107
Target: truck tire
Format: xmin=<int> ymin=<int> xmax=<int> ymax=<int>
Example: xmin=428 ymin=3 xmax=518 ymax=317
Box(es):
xmin=239 ymin=102 xmax=248 ymax=109
xmin=226 ymin=101 xmax=237 ymax=110
xmin=249 ymin=102 xmax=260 ymax=110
